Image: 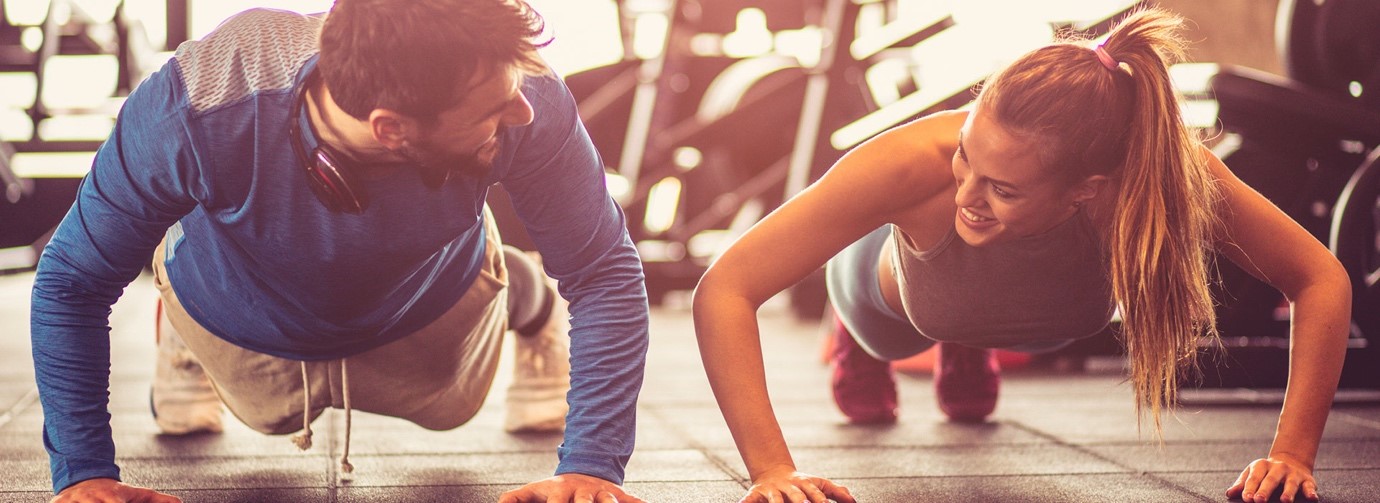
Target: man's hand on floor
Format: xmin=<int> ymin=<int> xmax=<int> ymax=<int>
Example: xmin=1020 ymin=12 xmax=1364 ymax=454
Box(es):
xmin=51 ymin=478 xmax=181 ymax=503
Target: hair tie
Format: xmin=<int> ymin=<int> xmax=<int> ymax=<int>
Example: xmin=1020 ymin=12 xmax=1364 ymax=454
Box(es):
xmin=1093 ymin=45 xmax=1119 ymax=71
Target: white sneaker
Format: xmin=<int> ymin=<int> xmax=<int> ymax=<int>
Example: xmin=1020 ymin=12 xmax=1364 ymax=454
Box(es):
xmin=504 ymin=286 xmax=571 ymax=433
xmin=152 ymin=308 xmax=224 ymax=435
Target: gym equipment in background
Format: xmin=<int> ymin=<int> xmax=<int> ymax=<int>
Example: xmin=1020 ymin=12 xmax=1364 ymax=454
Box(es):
xmin=0 ymin=0 xmax=182 ymax=273
xmin=552 ymin=0 xmax=1138 ymax=304
xmin=1331 ymin=147 xmax=1379 ymax=356
xmin=1203 ymin=0 xmax=1380 ymax=388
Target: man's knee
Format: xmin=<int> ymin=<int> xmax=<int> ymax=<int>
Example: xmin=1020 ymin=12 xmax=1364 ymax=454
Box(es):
xmin=239 ymin=407 xmax=328 ymax=436
xmin=409 ymin=390 xmax=488 ymax=431
xmin=502 ymin=246 xmax=555 ymax=336
xmin=414 ymin=403 xmax=483 ymax=431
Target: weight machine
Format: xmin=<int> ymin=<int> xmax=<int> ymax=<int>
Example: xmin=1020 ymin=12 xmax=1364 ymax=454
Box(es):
xmin=1203 ymin=0 xmax=1380 ymax=388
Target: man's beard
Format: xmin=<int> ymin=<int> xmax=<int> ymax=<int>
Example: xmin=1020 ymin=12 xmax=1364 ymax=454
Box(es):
xmin=400 ymin=133 xmax=501 ymax=187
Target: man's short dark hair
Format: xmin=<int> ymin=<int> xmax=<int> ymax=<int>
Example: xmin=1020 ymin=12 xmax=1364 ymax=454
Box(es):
xmin=319 ymin=0 xmax=550 ymax=123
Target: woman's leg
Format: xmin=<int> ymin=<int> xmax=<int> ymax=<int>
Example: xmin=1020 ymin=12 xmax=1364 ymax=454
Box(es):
xmin=824 ymin=226 xmax=1087 ymax=423
xmin=936 ymin=339 xmax=1081 ymax=422
xmin=824 ymin=226 xmax=935 ymax=423
xmin=825 ymin=226 xmax=935 ymax=360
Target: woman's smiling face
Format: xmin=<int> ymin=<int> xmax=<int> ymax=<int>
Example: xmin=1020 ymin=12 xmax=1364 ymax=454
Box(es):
xmin=950 ymin=105 xmax=1091 ymax=247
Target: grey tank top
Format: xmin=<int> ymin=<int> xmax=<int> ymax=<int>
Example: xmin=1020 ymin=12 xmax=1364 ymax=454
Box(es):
xmin=891 ymin=211 xmax=1115 ymax=347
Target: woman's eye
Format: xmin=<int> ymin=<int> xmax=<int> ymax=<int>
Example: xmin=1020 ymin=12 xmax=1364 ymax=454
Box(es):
xmin=993 ymin=186 xmax=1013 ymax=198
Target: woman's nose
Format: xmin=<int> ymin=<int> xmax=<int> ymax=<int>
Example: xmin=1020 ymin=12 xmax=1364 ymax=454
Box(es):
xmin=954 ymin=176 xmax=984 ymax=208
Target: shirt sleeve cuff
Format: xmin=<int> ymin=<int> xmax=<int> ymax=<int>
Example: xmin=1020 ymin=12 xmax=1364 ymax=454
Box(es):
xmin=52 ymin=462 xmax=121 ymax=494
xmin=555 ymin=449 xmax=628 ymax=486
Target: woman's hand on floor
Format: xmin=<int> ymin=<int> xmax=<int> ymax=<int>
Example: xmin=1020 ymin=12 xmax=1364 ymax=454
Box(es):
xmin=741 ymin=469 xmax=855 ymax=503
xmin=497 ymin=473 xmax=645 ymax=503
xmin=1226 ymin=454 xmax=1319 ymax=503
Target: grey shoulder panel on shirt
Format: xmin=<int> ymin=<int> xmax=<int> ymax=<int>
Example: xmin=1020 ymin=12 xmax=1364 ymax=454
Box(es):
xmin=174 ymin=8 xmax=322 ymax=113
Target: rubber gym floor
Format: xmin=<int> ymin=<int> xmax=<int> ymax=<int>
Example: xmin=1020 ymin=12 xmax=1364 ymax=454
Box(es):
xmin=1 ymin=272 xmax=1377 ymax=502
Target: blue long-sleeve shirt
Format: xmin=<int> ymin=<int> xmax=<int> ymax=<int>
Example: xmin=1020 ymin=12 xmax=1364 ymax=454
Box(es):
xmin=31 ymin=9 xmax=648 ymax=493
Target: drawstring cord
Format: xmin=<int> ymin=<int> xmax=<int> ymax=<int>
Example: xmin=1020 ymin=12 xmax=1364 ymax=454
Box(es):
xmin=291 ymin=362 xmax=313 ymax=449
xmin=340 ymin=358 xmax=354 ymax=473
xmin=289 ymin=359 xmax=355 ymax=474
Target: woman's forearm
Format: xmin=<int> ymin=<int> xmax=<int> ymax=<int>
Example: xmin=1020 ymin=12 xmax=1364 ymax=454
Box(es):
xmin=692 ymin=289 xmax=799 ymax=480
xmin=1269 ymin=272 xmax=1351 ymax=466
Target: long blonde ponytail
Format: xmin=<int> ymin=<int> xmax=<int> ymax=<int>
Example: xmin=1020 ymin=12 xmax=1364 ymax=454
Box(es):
xmin=1102 ymin=10 xmax=1221 ymax=436
xmin=979 ymin=7 xmax=1221 ymax=436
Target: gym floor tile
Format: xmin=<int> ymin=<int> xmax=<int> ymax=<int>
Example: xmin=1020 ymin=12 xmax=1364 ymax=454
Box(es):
xmin=713 ymin=444 xmax=1128 ymax=480
xmin=1160 ymin=469 xmax=1380 ymax=503
xmin=1086 ymin=440 xmax=1380 ymax=472
xmin=3 ymin=271 xmax=1378 ymax=501
xmin=832 ymin=474 xmax=1207 ymax=502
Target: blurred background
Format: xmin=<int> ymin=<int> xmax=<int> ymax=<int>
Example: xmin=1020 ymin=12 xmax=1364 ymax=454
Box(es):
xmin=0 ymin=0 xmax=1375 ymax=389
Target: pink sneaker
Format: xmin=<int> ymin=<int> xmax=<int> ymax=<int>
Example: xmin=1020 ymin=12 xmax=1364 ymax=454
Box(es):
xmin=934 ymin=342 xmax=999 ymax=422
xmin=829 ymin=319 xmax=897 ymax=424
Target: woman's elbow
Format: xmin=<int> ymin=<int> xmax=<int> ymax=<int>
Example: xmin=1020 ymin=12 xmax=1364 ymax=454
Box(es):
xmin=1323 ymin=255 xmax=1353 ymax=312
xmin=692 ymin=267 xmax=730 ymax=313
xmin=693 ymin=266 xmax=760 ymax=316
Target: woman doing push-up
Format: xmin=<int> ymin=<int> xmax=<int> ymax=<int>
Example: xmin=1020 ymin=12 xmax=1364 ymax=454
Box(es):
xmin=693 ymin=8 xmax=1349 ymax=503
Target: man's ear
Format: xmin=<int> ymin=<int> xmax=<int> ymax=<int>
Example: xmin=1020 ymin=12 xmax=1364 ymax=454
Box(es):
xmin=1071 ymin=174 xmax=1110 ymax=206
xmin=367 ymin=109 xmax=415 ymax=151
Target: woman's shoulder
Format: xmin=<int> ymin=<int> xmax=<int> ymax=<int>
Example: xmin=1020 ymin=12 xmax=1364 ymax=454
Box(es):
xmin=806 ymin=110 xmax=962 ymax=235
xmin=868 ymin=110 xmax=966 ymax=154
xmin=831 ymin=110 xmax=964 ymax=201
xmin=837 ymin=110 xmax=963 ymax=177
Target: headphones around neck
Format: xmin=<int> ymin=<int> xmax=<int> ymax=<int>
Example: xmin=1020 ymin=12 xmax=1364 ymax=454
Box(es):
xmin=289 ymin=70 xmax=367 ymax=214
xmin=289 ymin=69 xmax=466 ymax=213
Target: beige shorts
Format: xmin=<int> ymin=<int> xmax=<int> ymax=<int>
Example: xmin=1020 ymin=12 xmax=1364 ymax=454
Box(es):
xmin=151 ymin=210 xmax=509 ymax=434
